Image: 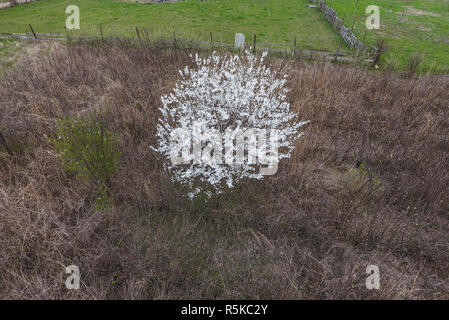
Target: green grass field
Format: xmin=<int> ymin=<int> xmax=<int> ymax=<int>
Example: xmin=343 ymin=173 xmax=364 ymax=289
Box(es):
xmin=0 ymin=0 xmax=343 ymax=49
xmin=325 ymin=0 xmax=449 ymax=72
xmin=0 ymin=0 xmax=447 ymax=72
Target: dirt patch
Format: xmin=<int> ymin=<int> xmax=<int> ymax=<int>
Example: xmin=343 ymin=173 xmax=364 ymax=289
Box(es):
xmin=402 ymin=6 xmax=442 ymax=18
xmin=0 ymin=0 xmax=39 ymax=10
xmin=418 ymin=26 xmax=432 ymax=32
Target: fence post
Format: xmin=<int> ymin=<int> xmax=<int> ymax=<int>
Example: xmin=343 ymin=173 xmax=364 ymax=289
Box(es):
xmin=350 ymin=19 xmax=356 ymax=32
xmin=136 ymin=26 xmax=141 ymax=45
xmin=29 ymin=24 xmax=37 ymax=39
xmin=362 ymin=29 xmax=367 ymax=43
xmin=292 ymin=36 xmax=297 ymax=57
xmin=372 ymin=40 xmax=384 ymax=67
xmin=64 ymin=26 xmax=72 ymax=44
xmin=335 ymin=38 xmax=342 ymax=62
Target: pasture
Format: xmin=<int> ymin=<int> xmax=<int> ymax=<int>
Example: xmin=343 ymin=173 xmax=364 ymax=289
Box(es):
xmin=0 ymin=0 xmax=344 ymax=49
xmin=326 ymin=0 xmax=449 ymax=72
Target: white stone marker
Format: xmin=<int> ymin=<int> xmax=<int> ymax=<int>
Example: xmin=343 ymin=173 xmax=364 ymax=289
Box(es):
xmin=235 ymin=33 xmax=245 ymax=49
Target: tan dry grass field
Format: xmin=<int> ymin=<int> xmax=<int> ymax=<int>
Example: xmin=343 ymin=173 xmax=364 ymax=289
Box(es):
xmin=0 ymin=43 xmax=448 ymax=299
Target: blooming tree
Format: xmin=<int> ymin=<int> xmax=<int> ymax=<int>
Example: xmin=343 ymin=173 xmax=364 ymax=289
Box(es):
xmin=151 ymin=51 xmax=309 ymax=197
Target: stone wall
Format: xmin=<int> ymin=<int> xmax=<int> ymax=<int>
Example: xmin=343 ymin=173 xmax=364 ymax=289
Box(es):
xmin=314 ymin=0 xmax=366 ymax=51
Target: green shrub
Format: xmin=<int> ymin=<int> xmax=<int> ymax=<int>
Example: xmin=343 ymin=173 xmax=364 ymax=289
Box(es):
xmin=52 ymin=116 xmax=119 ymax=186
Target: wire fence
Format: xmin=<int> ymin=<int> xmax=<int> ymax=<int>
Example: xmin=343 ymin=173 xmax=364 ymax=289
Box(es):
xmin=0 ymin=25 xmax=380 ymax=65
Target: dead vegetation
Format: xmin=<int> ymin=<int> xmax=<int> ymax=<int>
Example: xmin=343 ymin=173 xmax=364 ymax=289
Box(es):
xmin=0 ymin=43 xmax=448 ymax=299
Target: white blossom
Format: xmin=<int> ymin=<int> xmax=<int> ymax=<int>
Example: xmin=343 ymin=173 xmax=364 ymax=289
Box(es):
xmin=151 ymin=51 xmax=309 ymax=198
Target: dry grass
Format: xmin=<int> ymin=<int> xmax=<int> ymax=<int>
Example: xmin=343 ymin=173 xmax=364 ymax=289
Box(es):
xmin=0 ymin=42 xmax=448 ymax=299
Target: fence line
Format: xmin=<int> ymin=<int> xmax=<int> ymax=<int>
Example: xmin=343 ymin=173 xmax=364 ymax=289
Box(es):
xmin=0 ymin=29 xmax=377 ymax=64
xmin=0 ymin=32 xmax=65 ymax=41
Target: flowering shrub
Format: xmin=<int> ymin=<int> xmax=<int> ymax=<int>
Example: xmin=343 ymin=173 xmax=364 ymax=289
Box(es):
xmin=151 ymin=51 xmax=309 ymax=197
